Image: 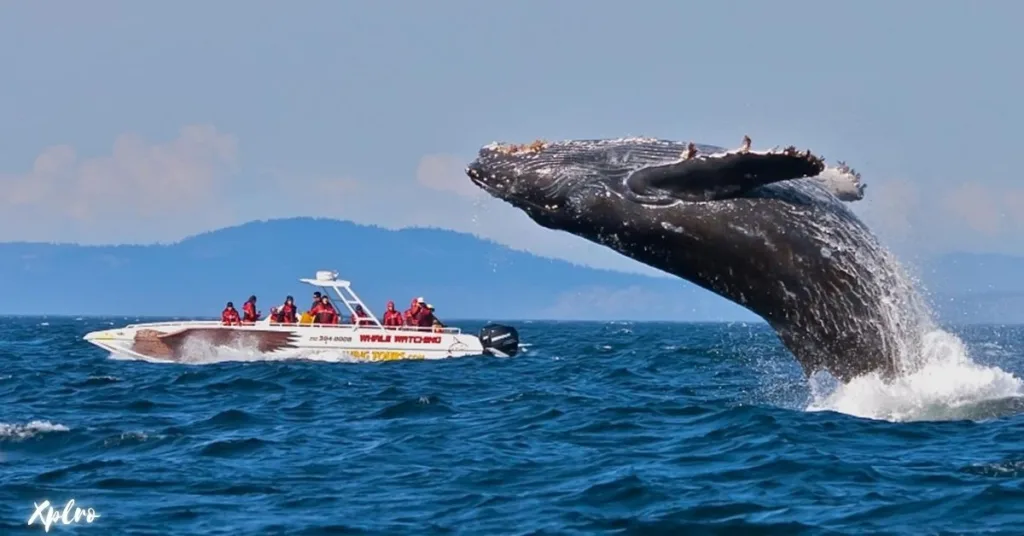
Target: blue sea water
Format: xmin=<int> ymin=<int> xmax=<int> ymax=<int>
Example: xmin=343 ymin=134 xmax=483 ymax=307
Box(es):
xmin=2 ymin=316 xmax=1024 ymax=535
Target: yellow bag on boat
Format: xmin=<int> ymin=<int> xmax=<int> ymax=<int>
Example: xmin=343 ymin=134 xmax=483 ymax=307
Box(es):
xmin=299 ymin=312 xmax=313 ymax=325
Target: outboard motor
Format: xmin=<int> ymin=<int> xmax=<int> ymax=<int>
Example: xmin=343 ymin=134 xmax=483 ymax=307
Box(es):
xmin=479 ymin=324 xmax=520 ymax=357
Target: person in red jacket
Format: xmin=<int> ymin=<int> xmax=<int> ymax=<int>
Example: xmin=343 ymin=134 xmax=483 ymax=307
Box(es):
xmin=242 ymin=295 xmax=261 ymax=323
xmin=381 ymin=301 xmax=403 ymax=327
xmin=310 ymin=295 xmax=338 ymax=324
xmin=412 ymin=301 xmax=434 ymax=328
xmin=404 ymin=297 xmax=424 ymax=326
xmin=221 ymin=302 xmax=241 ymax=325
xmin=275 ymin=296 xmax=297 ymax=324
xmin=350 ymin=305 xmax=372 ymax=326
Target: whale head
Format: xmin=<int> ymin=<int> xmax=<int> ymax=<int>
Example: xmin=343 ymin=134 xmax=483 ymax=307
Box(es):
xmin=465 ymin=137 xmax=863 ymax=232
xmin=464 ymin=139 xmax=605 ymax=229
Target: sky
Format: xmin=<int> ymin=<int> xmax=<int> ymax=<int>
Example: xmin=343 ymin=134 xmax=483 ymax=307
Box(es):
xmin=1 ymin=1 xmax=1022 ymax=276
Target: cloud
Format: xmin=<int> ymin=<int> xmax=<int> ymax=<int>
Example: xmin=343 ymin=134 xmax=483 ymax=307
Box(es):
xmin=855 ymin=178 xmax=920 ymax=241
xmin=1006 ymin=189 xmax=1024 ymax=227
xmin=856 ymin=177 xmax=1024 ymax=256
xmin=1 ymin=124 xmax=238 ymax=243
xmin=416 ymin=154 xmax=482 ymax=198
xmin=941 ymin=182 xmax=1003 ymax=235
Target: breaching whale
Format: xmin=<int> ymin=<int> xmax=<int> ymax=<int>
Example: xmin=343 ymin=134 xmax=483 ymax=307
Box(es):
xmin=465 ymin=136 xmax=928 ymax=382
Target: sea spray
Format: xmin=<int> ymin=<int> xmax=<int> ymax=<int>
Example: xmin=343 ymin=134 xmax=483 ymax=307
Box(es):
xmin=807 ymin=329 xmax=1024 ymax=421
xmin=804 ymin=234 xmax=1024 ymax=421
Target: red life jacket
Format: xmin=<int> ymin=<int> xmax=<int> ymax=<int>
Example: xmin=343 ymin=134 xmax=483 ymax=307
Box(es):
xmin=404 ymin=305 xmax=421 ymax=326
xmin=242 ymin=301 xmax=260 ymax=322
xmin=277 ymin=303 xmax=297 ymax=323
xmin=382 ymin=310 xmax=403 ymax=326
xmin=221 ymin=308 xmax=240 ymax=325
xmin=413 ymin=307 xmax=433 ymax=328
xmin=313 ymin=303 xmax=337 ymax=324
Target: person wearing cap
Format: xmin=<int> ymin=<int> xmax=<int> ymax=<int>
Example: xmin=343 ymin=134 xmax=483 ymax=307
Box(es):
xmin=310 ymin=291 xmax=323 ymax=311
xmin=382 ymin=300 xmax=403 ymax=327
xmin=221 ymin=302 xmax=241 ymax=325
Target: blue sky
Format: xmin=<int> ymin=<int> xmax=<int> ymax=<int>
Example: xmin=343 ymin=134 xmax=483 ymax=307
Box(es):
xmin=1 ymin=1 xmax=1021 ymax=276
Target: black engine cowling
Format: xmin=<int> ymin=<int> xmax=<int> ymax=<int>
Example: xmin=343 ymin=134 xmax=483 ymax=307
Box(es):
xmin=479 ymin=324 xmax=520 ymax=357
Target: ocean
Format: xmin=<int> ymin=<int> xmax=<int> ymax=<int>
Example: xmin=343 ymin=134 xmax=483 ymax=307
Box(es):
xmin=2 ymin=316 xmax=1024 ymax=535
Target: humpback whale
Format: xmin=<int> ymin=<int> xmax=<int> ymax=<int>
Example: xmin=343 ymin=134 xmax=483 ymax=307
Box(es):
xmin=466 ymin=136 xmax=928 ymax=382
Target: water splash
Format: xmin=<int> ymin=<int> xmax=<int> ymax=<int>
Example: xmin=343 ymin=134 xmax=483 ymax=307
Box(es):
xmin=807 ymin=329 xmax=1023 ymax=421
xmin=802 ymin=242 xmax=1024 ymax=424
xmin=780 ymin=177 xmax=1024 ymax=422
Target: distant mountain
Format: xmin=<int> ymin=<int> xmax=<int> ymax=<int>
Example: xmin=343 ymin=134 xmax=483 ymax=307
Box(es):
xmin=2 ymin=218 xmax=1020 ymax=323
xmin=0 ymin=218 xmax=758 ymax=321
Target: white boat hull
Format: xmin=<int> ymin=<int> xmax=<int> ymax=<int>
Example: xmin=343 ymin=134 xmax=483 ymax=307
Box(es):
xmin=82 ymin=270 xmax=521 ymax=363
xmin=83 ymin=320 xmax=497 ymax=363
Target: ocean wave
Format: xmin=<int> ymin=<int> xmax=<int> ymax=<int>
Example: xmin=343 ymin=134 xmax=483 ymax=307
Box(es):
xmin=0 ymin=420 xmax=69 ymax=441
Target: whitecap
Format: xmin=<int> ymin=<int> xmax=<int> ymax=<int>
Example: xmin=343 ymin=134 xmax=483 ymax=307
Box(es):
xmin=0 ymin=420 xmax=70 ymax=441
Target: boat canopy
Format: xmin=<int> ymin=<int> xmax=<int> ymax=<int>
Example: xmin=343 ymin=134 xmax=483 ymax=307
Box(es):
xmin=298 ymin=270 xmax=383 ymax=329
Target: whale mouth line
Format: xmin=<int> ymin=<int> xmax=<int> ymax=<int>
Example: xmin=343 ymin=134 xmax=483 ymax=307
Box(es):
xmin=468 ymin=174 xmax=557 ymax=215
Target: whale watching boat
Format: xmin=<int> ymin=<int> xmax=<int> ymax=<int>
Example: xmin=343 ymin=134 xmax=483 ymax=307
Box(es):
xmin=82 ymin=270 xmax=521 ymax=362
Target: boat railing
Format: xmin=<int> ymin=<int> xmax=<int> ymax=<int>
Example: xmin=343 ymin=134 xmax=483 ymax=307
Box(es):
xmin=266 ymin=322 xmax=463 ymax=334
xmin=123 ymin=272 xmax=461 ymax=335
xmin=124 ymin=319 xmax=463 ymax=334
xmin=124 ymin=320 xmax=223 ymax=329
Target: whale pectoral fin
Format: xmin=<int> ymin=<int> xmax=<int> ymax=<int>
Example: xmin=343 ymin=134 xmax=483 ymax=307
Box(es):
xmin=626 ymin=148 xmax=826 ymax=202
xmin=814 ymin=162 xmax=866 ymax=202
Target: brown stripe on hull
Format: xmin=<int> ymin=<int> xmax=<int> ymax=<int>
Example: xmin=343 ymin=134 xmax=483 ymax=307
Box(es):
xmin=131 ymin=328 xmax=300 ymax=360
